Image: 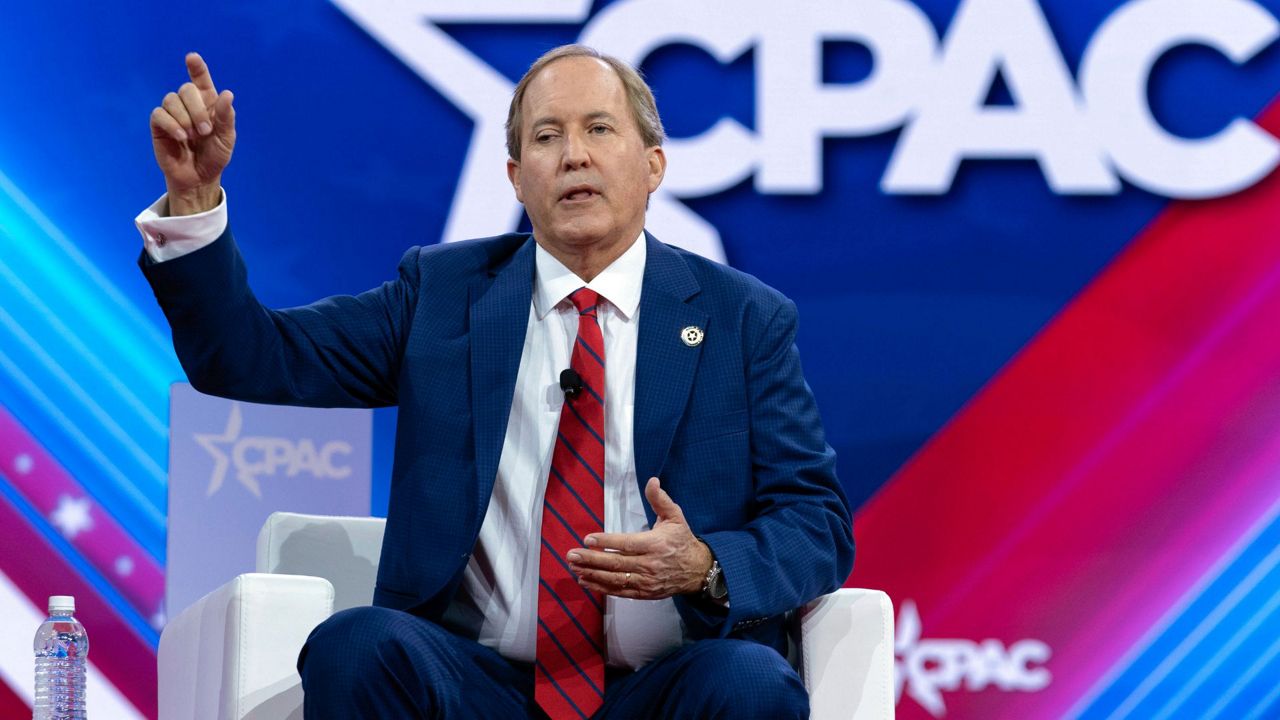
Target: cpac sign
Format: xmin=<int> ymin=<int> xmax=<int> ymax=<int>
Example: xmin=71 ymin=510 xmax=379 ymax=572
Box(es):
xmin=895 ymin=600 xmax=1052 ymax=717
xmin=333 ymin=0 xmax=1280 ymax=260
xmin=193 ymin=403 xmax=354 ymax=498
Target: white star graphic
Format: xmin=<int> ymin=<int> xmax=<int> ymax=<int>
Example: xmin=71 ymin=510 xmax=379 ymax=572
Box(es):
xmin=114 ymin=555 xmax=135 ymax=577
xmin=194 ymin=403 xmax=261 ymax=498
xmin=329 ymin=0 xmax=726 ymax=262
xmin=49 ymin=495 xmax=94 ymax=540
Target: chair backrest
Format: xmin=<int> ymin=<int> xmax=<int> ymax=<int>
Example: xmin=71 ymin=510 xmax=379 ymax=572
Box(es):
xmin=256 ymin=512 xmax=386 ymax=612
xmin=800 ymin=589 xmax=895 ymax=719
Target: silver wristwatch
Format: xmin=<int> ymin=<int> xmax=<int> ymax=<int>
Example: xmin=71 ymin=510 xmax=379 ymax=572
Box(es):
xmin=702 ymin=559 xmax=728 ymax=601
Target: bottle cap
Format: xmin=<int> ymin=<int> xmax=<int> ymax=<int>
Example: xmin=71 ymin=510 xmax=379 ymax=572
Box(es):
xmin=48 ymin=595 xmax=75 ymax=614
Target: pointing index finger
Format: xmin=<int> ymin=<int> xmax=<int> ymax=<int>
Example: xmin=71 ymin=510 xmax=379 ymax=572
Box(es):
xmin=185 ymin=52 xmax=218 ymax=98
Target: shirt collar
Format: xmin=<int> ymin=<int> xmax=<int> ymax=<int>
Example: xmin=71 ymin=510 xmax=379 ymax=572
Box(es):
xmin=533 ymin=231 xmax=646 ymax=321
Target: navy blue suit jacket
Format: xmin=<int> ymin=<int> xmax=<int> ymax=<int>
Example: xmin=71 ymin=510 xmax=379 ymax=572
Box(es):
xmin=143 ymin=229 xmax=853 ymax=653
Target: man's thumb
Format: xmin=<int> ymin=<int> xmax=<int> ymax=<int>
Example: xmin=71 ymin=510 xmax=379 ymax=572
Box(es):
xmin=646 ymin=477 xmax=683 ymax=522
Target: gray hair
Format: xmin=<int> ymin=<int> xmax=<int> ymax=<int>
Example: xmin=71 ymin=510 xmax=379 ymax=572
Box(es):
xmin=505 ymin=44 xmax=666 ymax=160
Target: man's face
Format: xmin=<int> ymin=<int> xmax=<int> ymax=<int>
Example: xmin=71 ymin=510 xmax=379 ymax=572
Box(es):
xmin=507 ymin=57 xmax=665 ymax=258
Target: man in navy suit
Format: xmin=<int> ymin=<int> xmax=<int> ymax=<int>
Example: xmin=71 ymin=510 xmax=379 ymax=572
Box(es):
xmin=140 ymin=45 xmax=853 ymax=719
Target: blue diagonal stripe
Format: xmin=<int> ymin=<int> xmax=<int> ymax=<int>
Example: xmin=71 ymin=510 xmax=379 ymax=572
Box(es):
xmin=540 ymin=537 xmax=604 ymax=614
xmin=1072 ymin=498 xmax=1280 ymax=720
xmin=576 ymin=336 xmax=605 ymax=367
xmin=1200 ymin=625 xmax=1280 ymax=719
xmin=565 ymin=399 xmax=604 ymax=446
xmin=549 ymin=466 xmax=604 ymax=528
xmin=544 ymin=496 xmax=588 ymax=546
xmin=538 ymin=619 xmax=605 ymax=698
xmin=577 ymin=377 xmax=604 ymax=406
xmin=557 ymin=431 xmax=604 ymax=486
xmin=539 ymin=577 xmax=605 ymax=656
xmin=1243 ymin=678 xmax=1280 ymax=720
xmin=535 ymin=659 xmax=592 ymax=720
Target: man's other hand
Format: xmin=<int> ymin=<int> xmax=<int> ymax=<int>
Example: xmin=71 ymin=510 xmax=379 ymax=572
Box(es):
xmin=150 ymin=52 xmax=236 ymax=215
xmin=568 ymin=477 xmax=714 ymax=600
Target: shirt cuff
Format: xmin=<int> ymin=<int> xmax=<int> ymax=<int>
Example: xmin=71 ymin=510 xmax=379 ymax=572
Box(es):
xmin=134 ymin=189 xmax=228 ymax=263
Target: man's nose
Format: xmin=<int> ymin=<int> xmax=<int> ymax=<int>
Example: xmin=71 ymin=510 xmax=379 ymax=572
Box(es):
xmin=561 ymin=131 xmax=591 ymax=170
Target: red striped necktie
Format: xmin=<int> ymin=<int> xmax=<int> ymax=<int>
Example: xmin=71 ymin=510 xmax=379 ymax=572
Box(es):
xmin=536 ymin=287 xmax=607 ymax=719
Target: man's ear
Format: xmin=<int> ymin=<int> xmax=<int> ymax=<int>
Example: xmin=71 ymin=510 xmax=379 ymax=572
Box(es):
xmin=507 ymin=157 xmax=523 ymax=203
xmin=646 ymin=146 xmax=667 ymax=194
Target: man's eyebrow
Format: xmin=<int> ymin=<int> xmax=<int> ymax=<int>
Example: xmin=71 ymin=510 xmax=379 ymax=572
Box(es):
xmin=530 ymin=111 xmax=620 ymax=130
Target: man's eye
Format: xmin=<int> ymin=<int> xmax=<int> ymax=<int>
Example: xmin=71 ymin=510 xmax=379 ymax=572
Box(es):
xmin=536 ymin=134 xmax=557 ymax=143
xmin=590 ymin=125 xmax=609 ymax=134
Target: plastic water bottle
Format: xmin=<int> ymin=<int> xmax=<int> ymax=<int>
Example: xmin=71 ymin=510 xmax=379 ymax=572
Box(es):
xmin=33 ymin=595 xmax=88 ymax=720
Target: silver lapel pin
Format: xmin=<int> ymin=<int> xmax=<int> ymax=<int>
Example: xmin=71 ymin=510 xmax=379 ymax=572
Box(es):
xmin=681 ymin=325 xmax=704 ymax=347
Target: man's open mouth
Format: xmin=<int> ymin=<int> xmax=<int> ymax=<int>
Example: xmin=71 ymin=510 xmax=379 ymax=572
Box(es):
xmin=560 ymin=186 xmax=600 ymax=202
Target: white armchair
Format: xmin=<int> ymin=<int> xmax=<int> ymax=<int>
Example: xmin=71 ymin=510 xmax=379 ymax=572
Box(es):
xmin=158 ymin=512 xmax=894 ymax=719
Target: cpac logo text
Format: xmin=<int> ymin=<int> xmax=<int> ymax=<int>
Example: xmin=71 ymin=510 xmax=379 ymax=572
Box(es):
xmin=335 ymin=0 xmax=1280 ymax=261
xmin=896 ymin=600 xmax=1051 ymax=717
xmin=194 ymin=404 xmax=353 ymax=499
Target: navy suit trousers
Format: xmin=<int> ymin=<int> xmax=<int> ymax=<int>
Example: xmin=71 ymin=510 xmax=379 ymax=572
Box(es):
xmin=297 ymin=606 xmax=809 ymax=719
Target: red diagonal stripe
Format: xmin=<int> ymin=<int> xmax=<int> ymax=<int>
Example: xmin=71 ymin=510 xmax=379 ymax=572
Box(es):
xmin=0 ymin=407 xmax=164 ymax=623
xmin=0 ymin=678 xmax=28 ymax=719
xmin=534 ymin=657 xmax=591 ymax=720
xmin=540 ymin=538 xmax=604 ymax=613
xmin=565 ymin=399 xmax=605 ymax=447
xmin=539 ymin=578 xmax=603 ymax=653
xmin=537 ymin=622 xmax=605 ymax=699
xmin=549 ymin=467 xmax=604 ymax=527
xmin=852 ymin=94 xmax=1280 ymax=720
xmin=553 ymin=433 xmax=605 ymax=488
xmin=575 ymin=335 xmax=605 ymax=367
xmin=0 ymin=494 xmax=156 ymax=717
xmin=543 ymin=496 xmax=591 ymax=547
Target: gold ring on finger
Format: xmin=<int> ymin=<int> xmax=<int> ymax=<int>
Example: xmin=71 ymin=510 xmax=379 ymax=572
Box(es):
xmin=624 ymin=572 xmax=632 ymax=589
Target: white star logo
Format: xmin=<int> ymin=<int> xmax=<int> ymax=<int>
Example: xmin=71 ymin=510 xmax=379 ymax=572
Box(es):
xmin=329 ymin=0 xmax=726 ymax=262
xmin=49 ymin=495 xmax=94 ymax=540
xmin=194 ymin=403 xmax=261 ymax=498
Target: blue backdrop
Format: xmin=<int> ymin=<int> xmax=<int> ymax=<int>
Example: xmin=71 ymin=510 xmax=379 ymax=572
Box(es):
xmin=1 ymin=1 xmax=1278 ymax=717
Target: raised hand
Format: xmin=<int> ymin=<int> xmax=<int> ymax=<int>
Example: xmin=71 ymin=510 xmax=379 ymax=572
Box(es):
xmin=567 ymin=477 xmax=715 ymax=600
xmin=149 ymin=53 xmax=236 ymax=215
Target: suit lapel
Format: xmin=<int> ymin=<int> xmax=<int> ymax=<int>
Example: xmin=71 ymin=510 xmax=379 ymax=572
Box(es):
xmin=470 ymin=238 xmax=536 ymax=510
xmin=634 ymin=232 xmax=706 ymax=523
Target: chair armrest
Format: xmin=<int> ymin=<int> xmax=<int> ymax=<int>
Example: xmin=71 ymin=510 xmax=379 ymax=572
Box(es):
xmin=801 ymin=588 xmax=895 ymax=720
xmin=256 ymin=512 xmax=386 ymax=612
xmin=158 ymin=573 xmax=334 ymax=720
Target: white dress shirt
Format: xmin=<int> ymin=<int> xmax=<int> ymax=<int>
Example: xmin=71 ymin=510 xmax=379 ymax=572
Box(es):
xmin=135 ymin=194 xmax=685 ymax=668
